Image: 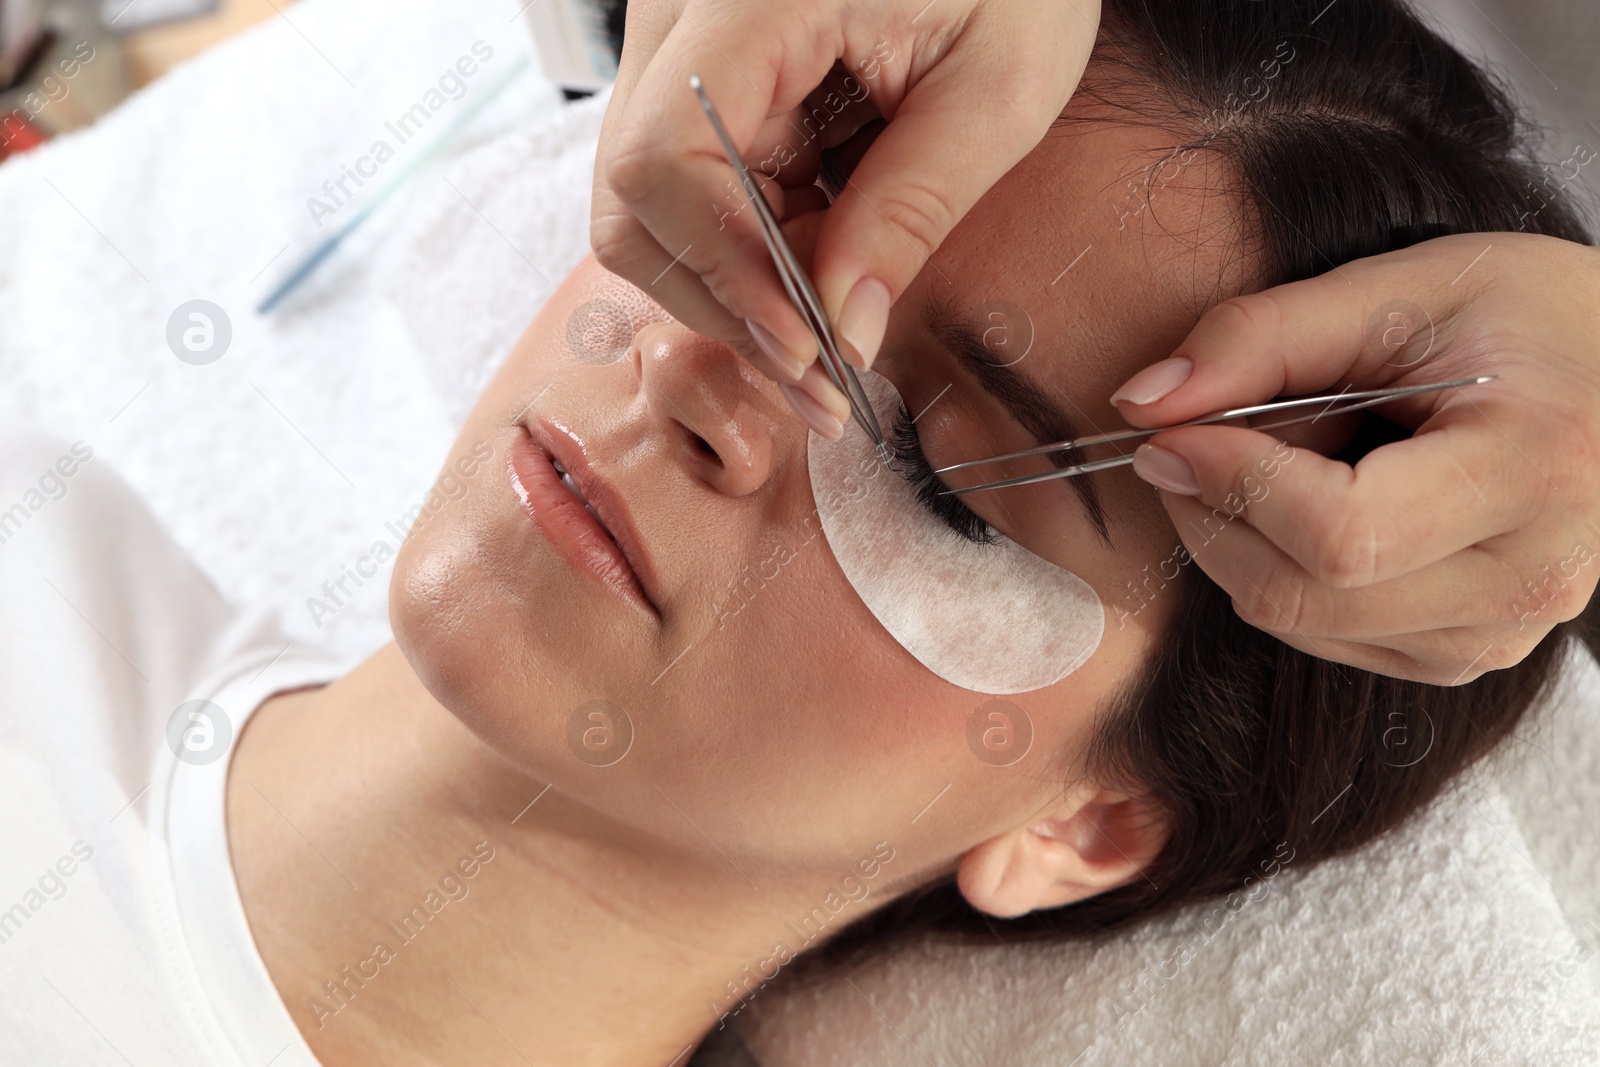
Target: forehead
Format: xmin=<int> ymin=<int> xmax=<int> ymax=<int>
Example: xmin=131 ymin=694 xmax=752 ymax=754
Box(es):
xmin=884 ymin=110 xmax=1257 ymax=612
xmin=915 ymin=112 xmax=1252 ymax=392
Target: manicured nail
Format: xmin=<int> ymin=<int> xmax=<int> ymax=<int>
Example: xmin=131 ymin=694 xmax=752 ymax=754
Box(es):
xmin=797 ymin=360 xmax=852 ymax=422
xmin=745 ymin=317 xmax=807 ymax=380
xmin=780 ymin=383 xmax=844 ymax=440
xmin=1131 ymin=442 xmax=1201 ymax=496
xmin=1110 ymin=357 xmax=1193 ymax=407
xmin=836 ymin=276 xmax=891 ymax=369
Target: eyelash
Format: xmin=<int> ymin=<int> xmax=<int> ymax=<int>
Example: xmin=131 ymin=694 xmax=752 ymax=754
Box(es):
xmin=887 ymin=404 xmax=1001 ymax=545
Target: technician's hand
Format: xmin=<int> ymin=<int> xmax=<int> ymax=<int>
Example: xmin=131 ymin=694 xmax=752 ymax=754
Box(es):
xmin=591 ymin=0 xmax=1098 ymax=435
xmin=1111 ymin=232 xmax=1600 ymax=684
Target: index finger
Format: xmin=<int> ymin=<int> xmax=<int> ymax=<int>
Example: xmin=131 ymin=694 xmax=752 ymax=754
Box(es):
xmin=1150 ymin=387 xmax=1545 ymax=589
xmin=811 ymin=2 xmax=1096 ymax=369
xmin=1110 ymin=232 xmax=1504 ymax=427
xmin=595 ymin=5 xmax=843 ymax=366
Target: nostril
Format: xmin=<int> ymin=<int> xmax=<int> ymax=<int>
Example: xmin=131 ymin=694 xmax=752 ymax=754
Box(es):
xmin=691 ymin=434 xmax=718 ymax=460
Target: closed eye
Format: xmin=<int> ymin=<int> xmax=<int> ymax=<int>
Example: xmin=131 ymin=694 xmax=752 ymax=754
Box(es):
xmin=886 ymin=404 xmax=1001 ymax=545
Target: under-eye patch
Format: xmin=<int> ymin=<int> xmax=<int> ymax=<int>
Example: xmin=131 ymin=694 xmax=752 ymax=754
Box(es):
xmin=807 ymin=371 xmax=1104 ymax=694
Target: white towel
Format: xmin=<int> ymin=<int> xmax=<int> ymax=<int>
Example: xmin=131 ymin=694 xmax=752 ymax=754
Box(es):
xmin=0 ymin=0 xmax=1595 ymax=1060
xmin=740 ymin=654 xmax=1600 ymax=1064
xmin=0 ymin=0 xmax=608 ymax=663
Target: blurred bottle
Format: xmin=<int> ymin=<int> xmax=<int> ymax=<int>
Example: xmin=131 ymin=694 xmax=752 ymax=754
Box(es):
xmin=521 ymin=0 xmax=623 ymax=99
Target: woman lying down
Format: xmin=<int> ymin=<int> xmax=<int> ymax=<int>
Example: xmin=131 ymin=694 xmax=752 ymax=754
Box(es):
xmin=3 ymin=0 xmax=1594 ymax=1064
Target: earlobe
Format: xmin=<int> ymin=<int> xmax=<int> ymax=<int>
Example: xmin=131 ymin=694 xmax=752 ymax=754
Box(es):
xmin=956 ymin=787 xmax=1170 ymax=919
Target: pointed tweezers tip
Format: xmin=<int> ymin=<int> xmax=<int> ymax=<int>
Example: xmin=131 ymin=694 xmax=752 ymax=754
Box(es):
xmin=935 ymin=373 xmax=1497 ymax=492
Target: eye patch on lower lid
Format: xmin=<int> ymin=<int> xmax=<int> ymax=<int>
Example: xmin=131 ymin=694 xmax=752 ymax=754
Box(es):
xmin=807 ymin=370 xmax=1104 ymax=694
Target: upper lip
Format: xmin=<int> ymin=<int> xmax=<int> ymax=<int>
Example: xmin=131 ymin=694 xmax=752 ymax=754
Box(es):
xmin=529 ymin=416 xmax=662 ymax=613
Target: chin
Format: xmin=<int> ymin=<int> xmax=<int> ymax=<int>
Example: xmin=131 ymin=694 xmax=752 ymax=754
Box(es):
xmin=389 ymin=526 xmax=506 ymax=718
xmin=386 ymin=501 xmax=620 ymax=783
xmin=387 ymin=539 xmax=559 ymax=780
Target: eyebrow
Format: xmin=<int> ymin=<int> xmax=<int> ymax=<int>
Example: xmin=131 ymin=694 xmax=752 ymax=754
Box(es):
xmin=921 ymin=296 xmax=1113 ymax=544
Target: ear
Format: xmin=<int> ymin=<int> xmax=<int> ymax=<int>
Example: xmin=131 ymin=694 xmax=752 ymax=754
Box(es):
xmin=956 ymin=782 xmax=1170 ymax=919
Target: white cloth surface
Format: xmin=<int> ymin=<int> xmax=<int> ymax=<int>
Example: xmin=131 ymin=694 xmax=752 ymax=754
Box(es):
xmin=740 ymin=662 xmax=1600 ymax=1064
xmin=0 ymin=0 xmax=610 ymax=665
xmin=0 ymin=429 xmax=346 ymax=1065
xmin=0 ymin=0 xmax=1596 ymax=1062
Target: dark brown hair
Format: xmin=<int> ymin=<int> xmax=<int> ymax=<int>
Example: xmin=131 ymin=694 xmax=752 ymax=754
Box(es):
xmin=803 ymin=0 xmax=1599 ymax=964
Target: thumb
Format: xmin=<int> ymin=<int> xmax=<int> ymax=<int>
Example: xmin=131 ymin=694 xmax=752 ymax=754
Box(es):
xmin=811 ymin=5 xmax=1095 ymax=370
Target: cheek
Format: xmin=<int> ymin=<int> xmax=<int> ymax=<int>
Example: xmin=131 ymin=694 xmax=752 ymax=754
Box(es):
xmin=558 ymin=254 xmax=674 ymax=366
xmin=1089 ymin=471 xmax=1189 ymax=638
xmin=474 ymin=255 xmax=656 ymax=408
xmin=663 ymin=604 xmax=972 ymax=856
xmin=668 ymin=507 xmax=957 ymax=766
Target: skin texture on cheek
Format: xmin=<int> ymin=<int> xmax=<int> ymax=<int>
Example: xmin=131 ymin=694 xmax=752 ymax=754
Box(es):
xmin=809 ymin=371 xmax=1105 ymax=694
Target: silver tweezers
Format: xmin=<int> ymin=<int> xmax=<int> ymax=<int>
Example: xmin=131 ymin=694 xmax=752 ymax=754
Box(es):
xmin=689 ymin=74 xmax=888 ymax=453
xmin=934 ymin=375 xmax=1495 ymax=495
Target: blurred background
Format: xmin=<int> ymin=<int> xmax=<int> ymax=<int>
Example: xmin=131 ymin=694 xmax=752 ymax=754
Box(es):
xmin=88 ymin=0 xmax=278 ymax=87
xmin=2 ymin=0 xmax=312 ymax=161
xmin=2 ymin=0 xmax=1594 ymax=178
xmin=0 ymin=0 xmax=627 ymax=160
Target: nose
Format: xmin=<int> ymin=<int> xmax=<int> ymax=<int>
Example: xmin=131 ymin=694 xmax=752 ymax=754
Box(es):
xmin=632 ymin=321 xmax=779 ymax=497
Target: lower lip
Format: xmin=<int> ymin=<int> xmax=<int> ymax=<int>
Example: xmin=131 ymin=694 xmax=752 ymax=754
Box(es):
xmin=507 ymin=429 xmax=653 ymax=613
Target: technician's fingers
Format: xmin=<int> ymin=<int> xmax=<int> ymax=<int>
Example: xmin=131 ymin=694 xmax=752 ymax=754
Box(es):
xmin=1108 ymin=232 xmax=1513 ymax=428
xmin=1105 ymin=232 xmax=1600 ymax=680
xmin=723 ymin=203 xmax=834 ymax=388
xmin=1378 ymin=620 xmax=1564 ymax=685
xmin=598 ymin=0 xmax=674 ymax=128
xmin=594 ymin=3 xmax=839 ymax=370
xmin=811 ymin=1 xmax=1096 ymax=370
xmin=1254 ymin=624 xmax=1540 ymax=686
xmin=592 ymin=1 xmax=740 ymax=356
xmin=1158 ymin=490 xmax=1586 ymax=640
xmin=1137 ymin=405 xmax=1549 ymax=588
xmin=592 ymin=164 xmax=800 ymax=380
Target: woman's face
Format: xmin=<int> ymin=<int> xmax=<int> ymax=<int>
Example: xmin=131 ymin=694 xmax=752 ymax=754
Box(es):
xmin=391 ymin=110 xmax=1246 ymax=886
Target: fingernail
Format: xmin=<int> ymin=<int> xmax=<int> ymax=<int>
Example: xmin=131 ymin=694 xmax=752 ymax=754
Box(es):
xmin=745 ymin=317 xmax=807 ymax=380
xmin=1131 ymin=443 xmax=1201 ymax=496
xmin=1110 ymin=357 xmax=1193 ymax=407
xmin=797 ymin=361 xmax=852 ymax=422
xmin=780 ymin=383 xmax=844 ymax=441
xmin=836 ymin=276 xmax=891 ymax=370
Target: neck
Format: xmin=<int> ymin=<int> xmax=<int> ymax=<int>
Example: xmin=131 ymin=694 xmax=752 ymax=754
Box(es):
xmin=227 ymin=643 xmax=818 ymax=1066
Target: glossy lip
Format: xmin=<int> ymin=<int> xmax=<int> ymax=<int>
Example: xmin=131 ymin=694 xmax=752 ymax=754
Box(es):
xmin=508 ymin=418 xmax=661 ymax=617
